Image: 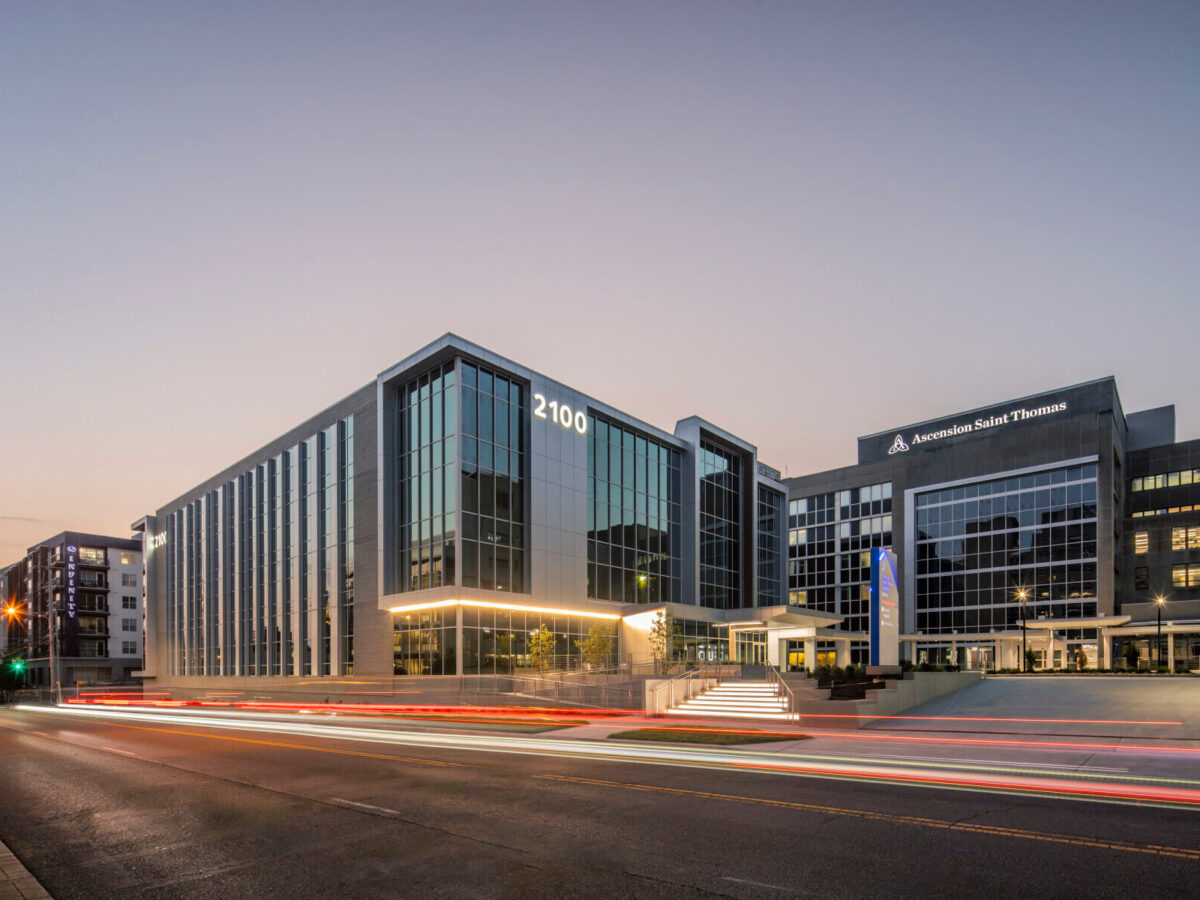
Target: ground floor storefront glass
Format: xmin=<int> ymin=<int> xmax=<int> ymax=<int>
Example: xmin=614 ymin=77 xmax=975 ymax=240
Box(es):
xmin=393 ymin=608 xmax=457 ymax=675
xmin=394 ymin=606 xmax=621 ymax=675
xmin=733 ymin=630 xmax=767 ymax=665
xmin=1111 ymin=633 xmax=1200 ymax=670
xmin=461 ymin=607 xmax=616 ymax=674
xmin=676 ymin=618 xmax=729 ymax=663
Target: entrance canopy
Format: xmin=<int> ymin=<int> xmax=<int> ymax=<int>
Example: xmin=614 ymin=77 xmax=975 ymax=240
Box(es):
xmin=721 ymin=605 xmax=843 ymax=631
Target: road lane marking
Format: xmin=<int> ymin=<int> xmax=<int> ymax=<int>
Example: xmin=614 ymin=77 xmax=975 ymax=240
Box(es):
xmin=102 ymin=746 xmax=138 ymax=757
xmin=535 ymin=774 xmax=1200 ymax=861
xmin=102 ymin=721 xmax=471 ymax=768
xmin=330 ymin=797 xmax=405 ymax=816
xmin=721 ymin=876 xmax=789 ymax=892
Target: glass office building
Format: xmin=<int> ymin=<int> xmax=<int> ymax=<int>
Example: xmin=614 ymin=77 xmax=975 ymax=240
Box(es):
xmin=141 ymin=334 xmax=833 ymax=687
xmin=784 ymin=377 xmax=1198 ymax=669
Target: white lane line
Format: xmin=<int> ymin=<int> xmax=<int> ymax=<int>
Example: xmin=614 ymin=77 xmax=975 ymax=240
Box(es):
xmin=840 ymin=752 xmax=1128 ymax=773
xmin=722 ymin=876 xmax=790 ymax=892
xmin=330 ymin=797 xmax=403 ymax=816
xmin=102 ymin=746 xmax=138 ymax=757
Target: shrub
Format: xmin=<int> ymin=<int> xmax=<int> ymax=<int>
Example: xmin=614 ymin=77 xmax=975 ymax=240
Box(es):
xmin=1123 ymin=643 xmax=1140 ymax=669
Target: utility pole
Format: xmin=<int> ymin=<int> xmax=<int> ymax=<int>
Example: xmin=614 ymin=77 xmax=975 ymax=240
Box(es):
xmin=49 ymin=595 xmax=61 ymax=705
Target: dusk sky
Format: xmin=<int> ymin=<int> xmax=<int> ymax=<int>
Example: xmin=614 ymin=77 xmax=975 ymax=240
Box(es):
xmin=2 ymin=2 xmax=1197 ymax=561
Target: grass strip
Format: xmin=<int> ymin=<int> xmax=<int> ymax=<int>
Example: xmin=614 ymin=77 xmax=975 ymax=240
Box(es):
xmin=608 ymin=727 xmax=809 ymax=745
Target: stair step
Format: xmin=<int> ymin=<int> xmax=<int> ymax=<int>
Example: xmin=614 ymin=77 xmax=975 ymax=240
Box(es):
xmin=665 ymin=708 xmax=796 ymax=721
xmin=663 ymin=679 xmax=798 ymax=722
xmin=679 ymin=701 xmax=789 ymax=708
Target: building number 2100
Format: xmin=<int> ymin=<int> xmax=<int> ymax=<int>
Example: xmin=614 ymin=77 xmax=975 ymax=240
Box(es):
xmin=533 ymin=393 xmax=588 ymax=435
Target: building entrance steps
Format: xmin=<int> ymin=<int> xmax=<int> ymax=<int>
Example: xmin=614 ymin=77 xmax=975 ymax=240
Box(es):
xmin=664 ymin=680 xmax=797 ymax=722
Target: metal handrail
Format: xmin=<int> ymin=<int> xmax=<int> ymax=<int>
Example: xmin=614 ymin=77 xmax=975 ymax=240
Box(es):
xmin=649 ymin=661 xmax=726 ymax=714
xmin=460 ymin=672 xmax=639 ymax=710
xmin=763 ymin=663 xmax=795 ymax=718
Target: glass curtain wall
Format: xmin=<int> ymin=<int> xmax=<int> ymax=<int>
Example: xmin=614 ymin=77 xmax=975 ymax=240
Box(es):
xmin=788 ymin=483 xmax=892 ymax=661
xmin=586 ymin=414 xmax=682 ymax=604
xmin=460 ymin=606 xmax=605 ymax=674
xmin=914 ymin=464 xmax=1099 ymax=634
xmin=756 ymin=485 xmax=785 ymax=607
xmin=699 ymin=441 xmax=742 ymax=609
xmin=460 ymin=362 xmax=524 ymax=592
xmin=393 ymin=607 xmax=456 ymax=675
xmin=396 ymin=362 xmax=458 ymax=592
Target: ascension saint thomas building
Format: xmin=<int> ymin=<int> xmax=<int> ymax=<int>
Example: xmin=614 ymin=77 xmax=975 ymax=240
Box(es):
xmin=137 ymin=334 xmax=1200 ymax=690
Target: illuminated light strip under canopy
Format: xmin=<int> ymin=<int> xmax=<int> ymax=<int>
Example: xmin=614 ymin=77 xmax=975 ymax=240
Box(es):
xmin=387 ymin=598 xmax=620 ymax=620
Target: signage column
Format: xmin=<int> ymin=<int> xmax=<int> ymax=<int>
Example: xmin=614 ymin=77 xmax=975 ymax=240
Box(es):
xmin=869 ymin=548 xmax=900 ymax=667
xmin=62 ymin=543 xmax=80 ymax=658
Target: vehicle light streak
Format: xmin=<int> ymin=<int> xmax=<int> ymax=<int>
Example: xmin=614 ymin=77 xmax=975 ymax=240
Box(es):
xmin=52 ymin=699 xmax=1200 ymax=758
xmin=796 ymin=713 xmax=1184 ymax=726
xmin=61 ymin=697 xmax=632 ymax=719
xmin=19 ymin=705 xmax=1200 ymax=810
xmin=634 ymin=725 xmax=1200 ymax=756
xmin=794 ymin=729 xmax=1200 ymax=755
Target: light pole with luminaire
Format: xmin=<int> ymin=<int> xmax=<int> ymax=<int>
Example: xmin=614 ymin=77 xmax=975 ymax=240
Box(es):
xmin=1155 ymin=593 xmax=1166 ymax=671
xmin=1017 ymin=587 xmax=1029 ymax=672
xmin=3 ymin=601 xmax=61 ymax=704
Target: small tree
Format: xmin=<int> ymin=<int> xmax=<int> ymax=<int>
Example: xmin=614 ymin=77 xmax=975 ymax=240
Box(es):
xmin=575 ymin=622 xmax=616 ymax=669
xmin=528 ymin=625 xmax=556 ymax=673
xmin=1024 ymin=648 xmax=1038 ymax=672
xmin=648 ymin=609 xmax=673 ymax=672
xmin=1074 ymin=648 xmax=1088 ymax=671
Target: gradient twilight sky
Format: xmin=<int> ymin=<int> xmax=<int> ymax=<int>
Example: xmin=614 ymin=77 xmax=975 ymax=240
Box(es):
xmin=2 ymin=2 xmax=1197 ymax=561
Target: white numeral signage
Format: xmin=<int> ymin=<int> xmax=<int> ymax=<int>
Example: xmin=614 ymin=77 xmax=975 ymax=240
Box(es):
xmin=533 ymin=393 xmax=588 ymax=435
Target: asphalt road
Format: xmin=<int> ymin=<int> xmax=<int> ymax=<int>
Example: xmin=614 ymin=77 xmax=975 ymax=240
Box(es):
xmin=1 ymin=707 xmax=1196 ymax=899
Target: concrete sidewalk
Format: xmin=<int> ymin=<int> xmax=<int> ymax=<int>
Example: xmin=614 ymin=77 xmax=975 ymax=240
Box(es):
xmin=0 ymin=841 xmax=49 ymax=900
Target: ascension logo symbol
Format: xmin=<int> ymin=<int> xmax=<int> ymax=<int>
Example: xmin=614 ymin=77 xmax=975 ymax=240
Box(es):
xmin=887 ymin=434 xmax=909 ymax=455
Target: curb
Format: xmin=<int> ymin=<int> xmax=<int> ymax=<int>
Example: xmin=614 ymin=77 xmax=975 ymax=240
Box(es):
xmin=0 ymin=840 xmax=50 ymax=899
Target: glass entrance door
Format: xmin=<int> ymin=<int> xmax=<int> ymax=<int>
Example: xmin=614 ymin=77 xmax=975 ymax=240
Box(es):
xmin=734 ymin=630 xmax=767 ymax=665
xmin=786 ymin=639 xmax=806 ymax=671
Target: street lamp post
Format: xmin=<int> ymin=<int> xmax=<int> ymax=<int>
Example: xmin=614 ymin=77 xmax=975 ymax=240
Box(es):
xmin=1017 ymin=588 xmax=1029 ymax=672
xmin=1155 ymin=594 xmax=1166 ymax=671
xmin=4 ymin=601 xmax=61 ymax=704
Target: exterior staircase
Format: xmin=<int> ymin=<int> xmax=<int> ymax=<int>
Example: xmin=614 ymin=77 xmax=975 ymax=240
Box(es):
xmin=664 ymin=680 xmax=795 ymax=721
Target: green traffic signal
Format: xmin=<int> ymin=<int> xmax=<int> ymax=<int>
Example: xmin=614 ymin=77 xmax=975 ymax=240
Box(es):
xmin=8 ymin=658 xmax=25 ymax=673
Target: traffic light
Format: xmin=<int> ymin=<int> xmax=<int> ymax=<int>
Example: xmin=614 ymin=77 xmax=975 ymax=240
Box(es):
xmin=8 ymin=658 xmax=25 ymax=673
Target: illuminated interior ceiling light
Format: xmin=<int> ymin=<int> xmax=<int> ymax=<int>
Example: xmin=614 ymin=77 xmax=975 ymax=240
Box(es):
xmin=388 ymin=598 xmax=620 ymax=620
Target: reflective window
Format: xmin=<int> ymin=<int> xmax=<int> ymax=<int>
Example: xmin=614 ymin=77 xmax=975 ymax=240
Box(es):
xmin=586 ymin=414 xmax=682 ymax=604
xmin=460 ymin=361 xmax=524 ymax=592
xmin=456 ymin=606 xmax=614 ymax=674
xmin=913 ymin=465 xmax=1100 ymax=632
xmin=757 ymin=486 xmax=785 ymax=606
xmin=1171 ymin=526 xmax=1200 ymax=551
xmin=787 ymin=483 xmax=892 ymax=643
xmin=1172 ymin=564 xmax=1200 ymax=588
xmin=396 ymin=362 xmax=458 ymax=591
xmin=699 ymin=442 xmax=742 ymax=609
